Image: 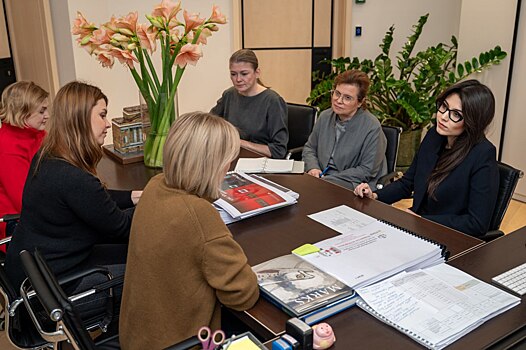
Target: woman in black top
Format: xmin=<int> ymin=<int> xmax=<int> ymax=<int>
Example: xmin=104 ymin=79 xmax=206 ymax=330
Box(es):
xmin=6 ymin=81 xmax=142 ymax=321
xmin=354 ymin=80 xmax=498 ymax=237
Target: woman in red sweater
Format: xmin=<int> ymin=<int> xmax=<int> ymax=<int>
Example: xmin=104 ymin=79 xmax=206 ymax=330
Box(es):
xmin=0 ymin=81 xmax=49 ymax=250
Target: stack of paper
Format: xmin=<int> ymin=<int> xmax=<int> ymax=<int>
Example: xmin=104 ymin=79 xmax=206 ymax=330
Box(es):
xmin=356 ymin=264 xmax=521 ymax=349
xmin=235 ymin=157 xmax=304 ymax=174
xmin=298 ymin=205 xmax=446 ymax=289
xmin=214 ymin=172 xmax=298 ymax=224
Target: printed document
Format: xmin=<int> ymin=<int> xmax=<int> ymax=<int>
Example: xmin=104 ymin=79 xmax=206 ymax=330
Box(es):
xmin=356 ymin=264 xmax=520 ymax=349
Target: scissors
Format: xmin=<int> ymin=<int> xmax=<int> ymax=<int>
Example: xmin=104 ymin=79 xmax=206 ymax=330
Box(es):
xmin=198 ymin=326 xmax=225 ymax=350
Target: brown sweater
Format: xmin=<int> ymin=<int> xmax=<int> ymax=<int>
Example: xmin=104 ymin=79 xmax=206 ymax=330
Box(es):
xmin=119 ymin=174 xmax=259 ymax=350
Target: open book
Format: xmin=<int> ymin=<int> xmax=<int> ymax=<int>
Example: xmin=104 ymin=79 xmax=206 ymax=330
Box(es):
xmin=297 ymin=205 xmax=447 ymax=289
xmin=356 ymin=264 xmax=521 ymax=350
xmin=214 ymin=172 xmax=298 ymax=224
xmin=235 ymin=157 xmax=304 ymax=174
xmin=253 ymin=254 xmax=357 ymax=325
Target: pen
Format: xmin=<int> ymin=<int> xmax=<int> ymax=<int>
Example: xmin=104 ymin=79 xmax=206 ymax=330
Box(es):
xmin=319 ymin=166 xmax=330 ymax=178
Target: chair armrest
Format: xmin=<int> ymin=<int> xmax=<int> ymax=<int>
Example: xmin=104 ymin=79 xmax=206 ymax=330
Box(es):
xmin=376 ymin=171 xmax=403 ymax=190
xmin=286 ymin=147 xmax=304 ymax=161
xmin=479 ymin=230 xmax=505 ymax=243
xmin=57 ymin=267 xmax=112 ymax=286
xmin=0 ymin=214 xmax=20 ymax=223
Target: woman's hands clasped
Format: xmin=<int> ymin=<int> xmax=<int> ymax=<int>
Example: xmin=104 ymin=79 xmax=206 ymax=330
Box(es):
xmin=353 ymin=183 xmax=377 ymax=200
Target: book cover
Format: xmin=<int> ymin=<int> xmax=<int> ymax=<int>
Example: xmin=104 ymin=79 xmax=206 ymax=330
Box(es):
xmin=217 ymin=172 xmax=291 ymax=218
xmin=252 ymin=254 xmax=355 ymax=317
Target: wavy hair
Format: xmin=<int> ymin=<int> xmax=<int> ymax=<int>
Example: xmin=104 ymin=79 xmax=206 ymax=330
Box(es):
xmin=427 ymin=79 xmax=495 ymax=199
xmin=163 ymin=112 xmax=240 ymax=199
xmin=0 ymin=81 xmax=48 ymax=128
xmin=37 ymin=81 xmax=108 ymax=176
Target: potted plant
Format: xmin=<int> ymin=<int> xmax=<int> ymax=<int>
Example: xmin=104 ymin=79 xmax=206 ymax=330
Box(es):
xmin=308 ymin=14 xmax=507 ymax=169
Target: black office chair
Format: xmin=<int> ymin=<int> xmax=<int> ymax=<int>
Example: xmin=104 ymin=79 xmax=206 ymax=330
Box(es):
xmin=0 ymin=260 xmax=51 ymax=349
xmin=376 ymin=125 xmax=403 ymax=189
xmin=19 ymin=249 xmax=202 ymax=350
xmin=285 ymin=102 xmax=317 ymax=161
xmin=480 ymin=162 xmax=524 ymax=242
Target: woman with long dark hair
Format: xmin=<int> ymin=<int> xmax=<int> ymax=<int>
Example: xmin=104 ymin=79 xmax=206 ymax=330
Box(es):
xmin=354 ymin=79 xmax=498 ymax=237
xmin=6 ymin=81 xmax=141 ymax=321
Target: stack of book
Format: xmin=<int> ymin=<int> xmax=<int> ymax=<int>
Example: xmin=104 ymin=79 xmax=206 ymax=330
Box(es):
xmin=214 ymin=172 xmax=298 ymax=225
xmin=252 ymin=254 xmax=358 ymax=325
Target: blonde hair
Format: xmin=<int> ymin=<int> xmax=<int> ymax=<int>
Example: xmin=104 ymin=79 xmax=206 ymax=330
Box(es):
xmin=163 ymin=112 xmax=240 ymax=199
xmin=37 ymin=81 xmax=108 ymax=176
xmin=0 ymin=81 xmax=48 ymax=128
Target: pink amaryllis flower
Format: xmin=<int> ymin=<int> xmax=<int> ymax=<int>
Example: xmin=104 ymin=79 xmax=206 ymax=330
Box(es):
xmin=90 ymin=27 xmax=114 ymax=46
xmin=136 ymin=24 xmax=158 ymax=53
xmin=188 ymin=27 xmax=212 ymax=45
xmin=209 ymin=5 xmax=227 ymax=24
xmin=152 ymin=0 xmax=182 ymax=24
xmin=174 ymin=43 xmax=202 ymax=68
xmin=183 ymin=10 xmax=205 ymax=33
xmin=96 ymin=50 xmax=115 ymax=68
xmin=110 ymin=48 xmax=139 ymax=69
xmin=71 ymin=12 xmax=95 ymax=36
xmin=114 ymin=11 xmax=138 ymax=36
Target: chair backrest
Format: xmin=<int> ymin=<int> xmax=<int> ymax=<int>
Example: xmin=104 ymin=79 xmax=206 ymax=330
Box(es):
xmin=381 ymin=125 xmax=402 ymax=174
xmin=489 ymin=162 xmax=524 ymax=231
xmin=286 ymin=103 xmax=317 ymax=151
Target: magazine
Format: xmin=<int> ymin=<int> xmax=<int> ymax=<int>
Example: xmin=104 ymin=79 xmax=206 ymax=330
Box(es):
xmin=252 ymin=254 xmax=357 ymax=323
xmin=214 ymin=172 xmax=297 ymax=221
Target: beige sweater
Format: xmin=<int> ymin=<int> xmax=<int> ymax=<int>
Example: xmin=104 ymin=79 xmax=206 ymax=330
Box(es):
xmin=120 ymin=174 xmax=259 ymax=350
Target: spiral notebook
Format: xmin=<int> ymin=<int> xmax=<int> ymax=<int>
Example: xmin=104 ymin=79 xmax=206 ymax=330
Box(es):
xmin=298 ymin=205 xmax=448 ymax=289
xmin=356 ymin=264 xmax=521 ymax=350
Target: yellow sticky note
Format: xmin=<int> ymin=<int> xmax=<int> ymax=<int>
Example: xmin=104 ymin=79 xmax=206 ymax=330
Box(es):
xmin=292 ymin=243 xmax=320 ymax=256
xmin=227 ymin=336 xmax=262 ymax=350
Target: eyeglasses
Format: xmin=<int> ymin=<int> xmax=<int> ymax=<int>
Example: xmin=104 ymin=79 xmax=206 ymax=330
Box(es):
xmin=436 ymin=100 xmax=463 ymax=123
xmin=331 ymin=90 xmax=355 ymax=105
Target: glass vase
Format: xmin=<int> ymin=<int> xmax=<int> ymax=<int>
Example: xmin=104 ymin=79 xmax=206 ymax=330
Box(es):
xmin=140 ymin=91 xmax=179 ymax=168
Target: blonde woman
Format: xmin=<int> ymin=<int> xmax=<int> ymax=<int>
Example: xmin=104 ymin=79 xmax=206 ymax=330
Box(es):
xmin=120 ymin=112 xmax=259 ymax=350
xmin=0 ymin=81 xmax=48 ymax=250
xmin=6 ymin=81 xmax=141 ymax=321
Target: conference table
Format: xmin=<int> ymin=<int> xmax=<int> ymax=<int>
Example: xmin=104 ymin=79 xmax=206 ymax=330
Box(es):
xmin=97 ymin=149 xmax=492 ymax=348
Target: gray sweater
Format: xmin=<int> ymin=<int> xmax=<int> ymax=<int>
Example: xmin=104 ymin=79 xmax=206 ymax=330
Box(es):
xmin=302 ymin=108 xmax=387 ymax=190
xmin=211 ymin=87 xmax=288 ymax=158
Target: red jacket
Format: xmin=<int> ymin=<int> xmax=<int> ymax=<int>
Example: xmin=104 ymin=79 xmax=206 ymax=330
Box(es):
xmin=0 ymin=123 xmax=45 ymax=250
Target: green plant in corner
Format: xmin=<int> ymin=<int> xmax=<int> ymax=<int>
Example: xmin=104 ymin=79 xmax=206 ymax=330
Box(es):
xmin=308 ymin=13 xmax=507 ymax=132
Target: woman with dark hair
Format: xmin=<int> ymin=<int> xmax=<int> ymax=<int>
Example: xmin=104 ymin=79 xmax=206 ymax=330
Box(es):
xmin=303 ymin=69 xmax=387 ymax=190
xmin=6 ymin=81 xmax=141 ymax=319
xmin=354 ymin=79 xmax=499 ymax=237
xmin=211 ymin=48 xmax=288 ymax=158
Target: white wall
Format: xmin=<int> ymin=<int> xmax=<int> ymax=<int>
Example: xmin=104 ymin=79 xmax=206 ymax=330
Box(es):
xmin=63 ymin=0 xmax=233 ymax=144
xmin=457 ymin=0 xmax=517 ymax=155
xmin=346 ymin=0 xmax=461 ymax=60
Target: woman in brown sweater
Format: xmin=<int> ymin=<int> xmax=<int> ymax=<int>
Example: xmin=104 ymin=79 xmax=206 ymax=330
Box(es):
xmin=119 ymin=112 xmax=259 ymax=350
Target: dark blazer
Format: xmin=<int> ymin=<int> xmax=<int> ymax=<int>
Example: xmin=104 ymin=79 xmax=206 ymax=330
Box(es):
xmin=377 ymin=126 xmax=499 ymax=237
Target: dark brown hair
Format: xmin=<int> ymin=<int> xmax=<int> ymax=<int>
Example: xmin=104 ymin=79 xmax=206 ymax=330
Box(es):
xmin=37 ymin=81 xmax=108 ymax=177
xmin=333 ymin=70 xmax=370 ymax=108
xmin=427 ymin=79 xmax=495 ymax=199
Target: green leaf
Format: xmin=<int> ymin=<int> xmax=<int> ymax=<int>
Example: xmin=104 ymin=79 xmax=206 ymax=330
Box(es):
xmin=471 ymin=58 xmax=478 ymax=70
xmin=465 ymin=61 xmax=472 ymax=74
xmin=479 ymin=52 xmax=486 ymax=65
xmin=457 ymin=63 xmax=465 ymax=77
